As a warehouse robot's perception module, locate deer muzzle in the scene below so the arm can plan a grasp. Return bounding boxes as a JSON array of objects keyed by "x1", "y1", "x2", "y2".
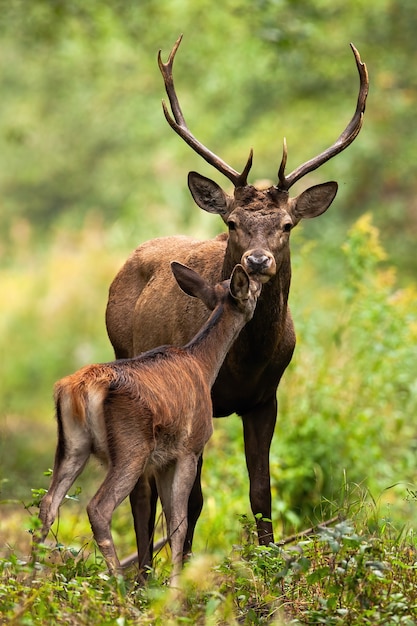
[{"x1": 241, "y1": 249, "x2": 276, "y2": 283}]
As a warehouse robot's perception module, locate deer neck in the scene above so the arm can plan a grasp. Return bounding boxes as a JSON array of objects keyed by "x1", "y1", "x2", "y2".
[
  {"x1": 185, "y1": 302, "x2": 246, "y2": 388},
  {"x1": 223, "y1": 247, "x2": 292, "y2": 357},
  {"x1": 222, "y1": 244, "x2": 291, "y2": 321},
  {"x1": 255, "y1": 266, "x2": 291, "y2": 331}
]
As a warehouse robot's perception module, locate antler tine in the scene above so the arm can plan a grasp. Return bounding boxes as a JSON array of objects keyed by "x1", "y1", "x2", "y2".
[
  {"x1": 158, "y1": 34, "x2": 186, "y2": 127},
  {"x1": 277, "y1": 138, "x2": 288, "y2": 190},
  {"x1": 158, "y1": 35, "x2": 253, "y2": 188},
  {"x1": 277, "y1": 43, "x2": 369, "y2": 192}
]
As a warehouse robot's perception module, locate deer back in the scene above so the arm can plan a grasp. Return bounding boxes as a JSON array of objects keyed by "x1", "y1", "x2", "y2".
[
  {"x1": 106, "y1": 235, "x2": 226, "y2": 357},
  {"x1": 56, "y1": 349, "x2": 215, "y2": 468}
]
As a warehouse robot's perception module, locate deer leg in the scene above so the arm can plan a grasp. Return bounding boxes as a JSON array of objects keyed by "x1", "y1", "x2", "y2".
[
  {"x1": 183, "y1": 454, "x2": 203, "y2": 560},
  {"x1": 37, "y1": 437, "x2": 91, "y2": 544},
  {"x1": 128, "y1": 458, "x2": 201, "y2": 571},
  {"x1": 129, "y1": 473, "x2": 157, "y2": 579},
  {"x1": 241, "y1": 396, "x2": 277, "y2": 545},
  {"x1": 87, "y1": 458, "x2": 147, "y2": 577},
  {"x1": 155, "y1": 464, "x2": 174, "y2": 535},
  {"x1": 156, "y1": 454, "x2": 199, "y2": 585}
]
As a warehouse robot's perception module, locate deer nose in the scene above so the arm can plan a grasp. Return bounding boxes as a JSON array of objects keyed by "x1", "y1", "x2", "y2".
[{"x1": 242, "y1": 249, "x2": 275, "y2": 278}]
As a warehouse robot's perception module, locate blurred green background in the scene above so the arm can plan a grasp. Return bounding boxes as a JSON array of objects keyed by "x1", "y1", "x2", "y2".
[{"x1": 1, "y1": 0, "x2": 416, "y2": 557}]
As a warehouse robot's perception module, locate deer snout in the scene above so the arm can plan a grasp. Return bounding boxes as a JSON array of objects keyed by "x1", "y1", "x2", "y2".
[{"x1": 241, "y1": 249, "x2": 276, "y2": 283}]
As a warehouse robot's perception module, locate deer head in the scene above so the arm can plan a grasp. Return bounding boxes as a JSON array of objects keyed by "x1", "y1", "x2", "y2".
[{"x1": 158, "y1": 36, "x2": 369, "y2": 283}]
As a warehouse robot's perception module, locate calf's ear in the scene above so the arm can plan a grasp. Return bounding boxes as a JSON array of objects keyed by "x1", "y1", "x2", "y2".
[
  {"x1": 171, "y1": 261, "x2": 217, "y2": 310},
  {"x1": 229, "y1": 264, "x2": 250, "y2": 301}
]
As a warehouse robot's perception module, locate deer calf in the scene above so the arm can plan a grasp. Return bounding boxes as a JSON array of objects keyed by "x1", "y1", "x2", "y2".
[{"x1": 35, "y1": 262, "x2": 261, "y2": 583}]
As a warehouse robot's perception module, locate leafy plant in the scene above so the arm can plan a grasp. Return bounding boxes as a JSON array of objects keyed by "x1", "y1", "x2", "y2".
[{"x1": 272, "y1": 214, "x2": 417, "y2": 529}]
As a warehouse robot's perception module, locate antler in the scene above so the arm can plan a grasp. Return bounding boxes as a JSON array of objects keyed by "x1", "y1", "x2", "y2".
[
  {"x1": 158, "y1": 35, "x2": 253, "y2": 188},
  {"x1": 277, "y1": 44, "x2": 369, "y2": 191}
]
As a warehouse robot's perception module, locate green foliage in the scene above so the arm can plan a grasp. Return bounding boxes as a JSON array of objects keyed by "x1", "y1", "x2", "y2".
[
  {"x1": 2, "y1": 510, "x2": 417, "y2": 624},
  {"x1": 0, "y1": 220, "x2": 121, "y2": 500},
  {"x1": 225, "y1": 514, "x2": 417, "y2": 624},
  {"x1": 272, "y1": 214, "x2": 417, "y2": 528}
]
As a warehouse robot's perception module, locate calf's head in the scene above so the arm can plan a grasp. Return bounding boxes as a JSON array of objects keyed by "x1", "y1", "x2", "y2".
[{"x1": 171, "y1": 260, "x2": 262, "y2": 322}]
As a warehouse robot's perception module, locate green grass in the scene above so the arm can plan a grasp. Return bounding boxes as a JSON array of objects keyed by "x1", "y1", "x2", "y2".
[{"x1": 2, "y1": 500, "x2": 417, "y2": 624}]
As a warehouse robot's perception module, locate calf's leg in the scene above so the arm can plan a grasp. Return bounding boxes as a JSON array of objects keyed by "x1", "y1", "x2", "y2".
[
  {"x1": 87, "y1": 457, "x2": 148, "y2": 576},
  {"x1": 129, "y1": 473, "x2": 157, "y2": 580},
  {"x1": 156, "y1": 454, "x2": 199, "y2": 585},
  {"x1": 37, "y1": 434, "x2": 91, "y2": 544}
]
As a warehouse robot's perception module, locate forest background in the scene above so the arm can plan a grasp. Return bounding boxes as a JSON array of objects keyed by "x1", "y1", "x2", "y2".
[{"x1": 1, "y1": 0, "x2": 417, "y2": 610}]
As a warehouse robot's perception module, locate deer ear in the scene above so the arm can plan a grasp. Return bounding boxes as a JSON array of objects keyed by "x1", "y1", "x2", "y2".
[
  {"x1": 291, "y1": 181, "x2": 338, "y2": 221},
  {"x1": 171, "y1": 262, "x2": 217, "y2": 310},
  {"x1": 229, "y1": 264, "x2": 250, "y2": 301},
  {"x1": 188, "y1": 172, "x2": 233, "y2": 217}
]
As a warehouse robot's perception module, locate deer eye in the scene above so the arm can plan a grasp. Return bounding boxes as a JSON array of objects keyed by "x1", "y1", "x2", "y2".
[
  {"x1": 228, "y1": 220, "x2": 237, "y2": 231},
  {"x1": 283, "y1": 222, "x2": 293, "y2": 233}
]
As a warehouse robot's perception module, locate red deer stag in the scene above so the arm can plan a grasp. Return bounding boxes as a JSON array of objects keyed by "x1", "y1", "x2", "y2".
[
  {"x1": 105, "y1": 36, "x2": 369, "y2": 573},
  {"x1": 35, "y1": 262, "x2": 261, "y2": 584}
]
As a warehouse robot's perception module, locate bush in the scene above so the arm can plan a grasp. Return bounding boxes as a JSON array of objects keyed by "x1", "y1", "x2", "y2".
[{"x1": 272, "y1": 214, "x2": 417, "y2": 529}]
